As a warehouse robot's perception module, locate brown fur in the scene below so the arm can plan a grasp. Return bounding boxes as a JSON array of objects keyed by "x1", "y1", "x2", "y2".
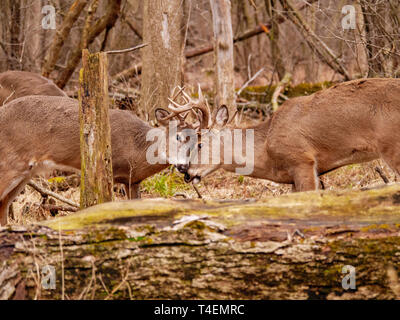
[
  {"x1": 0, "y1": 96, "x2": 168, "y2": 225},
  {"x1": 186, "y1": 78, "x2": 400, "y2": 192},
  {"x1": 0, "y1": 71, "x2": 66, "y2": 106}
]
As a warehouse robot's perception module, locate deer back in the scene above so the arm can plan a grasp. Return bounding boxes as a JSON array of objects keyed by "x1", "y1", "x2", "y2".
[
  {"x1": 0, "y1": 95, "x2": 161, "y2": 183},
  {"x1": 0, "y1": 71, "x2": 67, "y2": 106}
]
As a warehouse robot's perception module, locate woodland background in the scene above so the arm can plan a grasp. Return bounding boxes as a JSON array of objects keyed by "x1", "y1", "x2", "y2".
[{"x1": 1, "y1": 0, "x2": 399, "y2": 117}]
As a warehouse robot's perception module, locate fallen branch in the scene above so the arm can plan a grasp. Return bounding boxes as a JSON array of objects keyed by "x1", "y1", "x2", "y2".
[
  {"x1": 27, "y1": 181, "x2": 79, "y2": 208},
  {"x1": 41, "y1": 204, "x2": 78, "y2": 213},
  {"x1": 2, "y1": 184, "x2": 400, "y2": 299},
  {"x1": 237, "y1": 67, "x2": 265, "y2": 96},
  {"x1": 375, "y1": 166, "x2": 389, "y2": 184}
]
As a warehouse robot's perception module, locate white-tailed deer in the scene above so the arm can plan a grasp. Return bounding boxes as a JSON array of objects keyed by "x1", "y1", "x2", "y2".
[
  {"x1": 0, "y1": 87, "x2": 196, "y2": 225},
  {"x1": 0, "y1": 71, "x2": 67, "y2": 105},
  {"x1": 166, "y1": 78, "x2": 400, "y2": 192}
]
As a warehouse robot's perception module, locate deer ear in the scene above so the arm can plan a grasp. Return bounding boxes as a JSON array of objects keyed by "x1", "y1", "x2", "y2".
[
  {"x1": 215, "y1": 105, "x2": 229, "y2": 126},
  {"x1": 155, "y1": 108, "x2": 170, "y2": 126}
]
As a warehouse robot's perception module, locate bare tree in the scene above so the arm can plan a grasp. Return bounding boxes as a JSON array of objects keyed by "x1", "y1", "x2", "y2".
[
  {"x1": 360, "y1": 0, "x2": 400, "y2": 77},
  {"x1": 265, "y1": 0, "x2": 285, "y2": 80},
  {"x1": 42, "y1": 0, "x2": 88, "y2": 78},
  {"x1": 210, "y1": 0, "x2": 236, "y2": 114},
  {"x1": 56, "y1": 0, "x2": 121, "y2": 89},
  {"x1": 141, "y1": 0, "x2": 190, "y2": 120}
]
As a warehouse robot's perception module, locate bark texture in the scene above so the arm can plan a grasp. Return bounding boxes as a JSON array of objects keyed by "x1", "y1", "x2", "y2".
[
  {"x1": 1, "y1": 184, "x2": 400, "y2": 300},
  {"x1": 210, "y1": 0, "x2": 236, "y2": 114},
  {"x1": 141, "y1": 0, "x2": 187, "y2": 120},
  {"x1": 78, "y1": 50, "x2": 114, "y2": 209}
]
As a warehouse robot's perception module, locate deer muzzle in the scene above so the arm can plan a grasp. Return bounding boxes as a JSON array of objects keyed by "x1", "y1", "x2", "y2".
[{"x1": 184, "y1": 172, "x2": 201, "y2": 184}]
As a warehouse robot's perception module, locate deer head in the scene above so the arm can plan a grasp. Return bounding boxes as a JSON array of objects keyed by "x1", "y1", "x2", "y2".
[
  {"x1": 153, "y1": 85, "x2": 214, "y2": 176},
  {"x1": 177, "y1": 104, "x2": 233, "y2": 184}
]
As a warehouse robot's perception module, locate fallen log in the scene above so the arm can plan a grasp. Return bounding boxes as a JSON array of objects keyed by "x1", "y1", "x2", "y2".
[{"x1": 1, "y1": 184, "x2": 400, "y2": 300}]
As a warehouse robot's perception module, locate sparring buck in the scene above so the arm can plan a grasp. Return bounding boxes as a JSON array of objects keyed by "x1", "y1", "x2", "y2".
[
  {"x1": 0, "y1": 71, "x2": 67, "y2": 105},
  {"x1": 164, "y1": 78, "x2": 400, "y2": 191},
  {"x1": 0, "y1": 87, "x2": 203, "y2": 225}
]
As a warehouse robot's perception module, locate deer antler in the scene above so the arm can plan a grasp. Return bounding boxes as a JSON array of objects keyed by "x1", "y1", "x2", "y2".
[{"x1": 166, "y1": 84, "x2": 211, "y2": 130}]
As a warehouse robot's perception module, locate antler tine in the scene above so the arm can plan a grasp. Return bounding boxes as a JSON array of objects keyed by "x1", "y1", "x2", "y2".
[
  {"x1": 181, "y1": 89, "x2": 193, "y2": 103},
  {"x1": 162, "y1": 84, "x2": 213, "y2": 129},
  {"x1": 194, "y1": 84, "x2": 211, "y2": 129},
  {"x1": 167, "y1": 98, "x2": 192, "y2": 112},
  {"x1": 198, "y1": 83, "x2": 204, "y2": 100},
  {"x1": 171, "y1": 85, "x2": 185, "y2": 100}
]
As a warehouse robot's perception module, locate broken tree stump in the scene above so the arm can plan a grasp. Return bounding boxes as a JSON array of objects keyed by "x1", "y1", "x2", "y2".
[
  {"x1": 78, "y1": 49, "x2": 114, "y2": 209},
  {"x1": 1, "y1": 184, "x2": 400, "y2": 299}
]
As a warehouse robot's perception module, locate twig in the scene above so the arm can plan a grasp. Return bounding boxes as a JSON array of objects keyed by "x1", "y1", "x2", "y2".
[
  {"x1": 249, "y1": 0, "x2": 257, "y2": 10},
  {"x1": 192, "y1": 183, "x2": 203, "y2": 199},
  {"x1": 59, "y1": 227, "x2": 65, "y2": 300},
  {"x1": 375, "y1": 166, "x2": 389, "y2": 184},
  {"x1": 237, "y1": 68, "x2": 265, "y2": 97},
  {"x1": 271, "y1": 72, "x2": 292, "y2": 111},
  {"x1": 105, "y1": 43, "x2": 148, "y2": 55},
  {"x1": 27, "y1": 181, "x2": 79, "y2": 208},
  {"x1": 105, "y1": 262, "x2": 131, "y2": 300}
]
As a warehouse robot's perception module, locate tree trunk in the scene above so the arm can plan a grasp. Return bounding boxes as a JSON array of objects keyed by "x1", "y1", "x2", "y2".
[
  {"x1": 141, "y1": 0, "x2": 188, "y2": 121},
  {"x1": 1, "y1": 184, "x2": 400, "y2": 299},
  {"x1": 78, "y1": 50, "x2": 114, "y2": 209},
  {"x1": 210, "y1": 0, "x2": 236, "y2": 114},
  {"x1": 265, "y1": 0, "x2": 285, "y2": 80},
  {"x1": 9, "y1": 0, "x2": 22, "y2": 70}
]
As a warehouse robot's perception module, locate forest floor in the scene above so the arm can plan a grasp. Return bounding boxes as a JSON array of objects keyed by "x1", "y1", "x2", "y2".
[{"x1": 9, "y1": 158, "x2": 396, "y2": 226}]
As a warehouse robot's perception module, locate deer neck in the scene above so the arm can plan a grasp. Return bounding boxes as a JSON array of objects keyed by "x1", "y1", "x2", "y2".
[{"x1": 219, "y1": 122, "x2": 276, "y2": 180}]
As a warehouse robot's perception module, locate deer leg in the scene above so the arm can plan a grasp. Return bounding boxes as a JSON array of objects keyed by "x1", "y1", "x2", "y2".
[
  {"x1": 0, "y1": 176, "x2": 31, "y2": 225},
  {"x1": 379, "y1": 146, "x2": 400, "y2": 179},
  {"x1": 291, "y1": 162, "x2": 319, "y2": 192}
]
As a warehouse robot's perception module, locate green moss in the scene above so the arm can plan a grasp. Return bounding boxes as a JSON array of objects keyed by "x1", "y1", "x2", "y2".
[
  {"x1": 142, "y1": 167, "x2": 190, "y2": 197},
  {"x1": 238, "y1": 81, "x2": 334, "y2": 105},
  {"x1": 127, "y1": 236, "x2": 147, "y2": 242},
  {"x1": 48, "y1": 176, "x2": 67, "y2": 184},
  {"x1": 360, "y1": 224, "x2": 391, "y2": 233}
]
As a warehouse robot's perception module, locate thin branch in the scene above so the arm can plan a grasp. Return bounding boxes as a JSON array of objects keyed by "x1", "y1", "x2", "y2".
[
  {"x1": 105, "y1": 43, "x2": 148, "y2": 55},
  {"x1": 27, "y1": 181, "x2": 79, "y2": 208},
  {"x1": 192, "y1": 183, "x2": 203, "y2": 199},
  {"x1": 237, "y1": 67, "x2": 264, "y2": 96}
]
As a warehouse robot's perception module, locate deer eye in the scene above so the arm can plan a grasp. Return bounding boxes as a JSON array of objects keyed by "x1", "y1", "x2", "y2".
[
  {"x1": 198, "y1": 143, "x2": 203, "y2": 149},
  {"x1": 176, "y1": 134, "x2": 180, "y2": 141}
]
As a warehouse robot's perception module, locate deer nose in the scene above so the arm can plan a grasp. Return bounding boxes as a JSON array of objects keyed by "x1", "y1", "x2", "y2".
[{"x1": 176, "y1": 164, "x2": 189, "y2": 173}]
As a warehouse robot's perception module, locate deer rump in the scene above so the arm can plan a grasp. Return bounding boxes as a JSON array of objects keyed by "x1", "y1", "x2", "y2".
[
  {"x1": 0, "y1": 95, "x2": 165, "y2": 224},
  {"x1": 266, "y1": 78, "x2": 400, "y2": 180}
]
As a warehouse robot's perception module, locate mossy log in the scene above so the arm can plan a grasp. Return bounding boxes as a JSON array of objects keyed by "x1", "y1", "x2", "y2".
[{"x1": 1, "y1": 184, "x2": 400, "y2": 300}]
